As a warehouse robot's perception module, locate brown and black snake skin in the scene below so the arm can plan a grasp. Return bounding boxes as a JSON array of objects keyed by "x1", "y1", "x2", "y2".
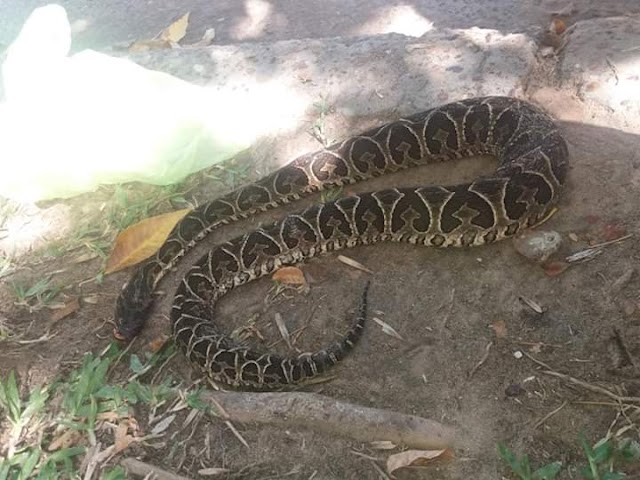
[{"x1": 114, "y1": 96, "x2": 569, "y2": 389}]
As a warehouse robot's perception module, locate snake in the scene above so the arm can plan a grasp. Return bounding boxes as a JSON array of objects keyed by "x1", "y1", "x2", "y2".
[{"x1": 114, "y1": 96, "x2": 569, "y2": 389}]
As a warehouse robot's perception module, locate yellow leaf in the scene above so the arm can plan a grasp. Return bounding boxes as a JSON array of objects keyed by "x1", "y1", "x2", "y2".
[
  {"x1": 105, "y1": 209, "x2": 190, "y2": 274},
  {"x1": 128, "y1": 38, "x2": 170, "y2": 52},
  {"x1": 161, "y1": 12, "x2": 190, "y2": 43},
  {"x1": 272, "y1": 266, "x2": 306, "y2": 285},
  {"x1": 387, "y1": 449, "x2": 453, "y2": 474}
]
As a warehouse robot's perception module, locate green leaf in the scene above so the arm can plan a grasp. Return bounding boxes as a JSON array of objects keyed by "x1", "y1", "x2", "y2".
[
  {"x1": 129, "y1": 354, "x2": 145, "y2": 374},
  {"x1": 102, "y1": 465, "x2": 127, "y2": 480},
  {"x1": 601, "y1": 473, "x2": 626, "y2": 480},
  {"x1": 18, "y1": 448, "x2": 41, "y2": 479},
  {"x1": 592, "y1": 440, "x2": 615, "y2": 464},
  {"x1": 532, "y1": 461, "x2": 562, "y2": 480}
]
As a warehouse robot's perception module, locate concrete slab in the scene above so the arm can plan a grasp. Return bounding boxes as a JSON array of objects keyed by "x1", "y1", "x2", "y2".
[
  {"x1": 556, "y1": 16, "x2": 640, "y2": 134},
  {"x1": 129, "y1": 29, "x2": 536, "y2": 174}
]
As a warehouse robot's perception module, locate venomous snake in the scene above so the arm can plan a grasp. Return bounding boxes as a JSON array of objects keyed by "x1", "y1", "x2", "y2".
[{"x1": 114, "y1": 96, "x2": 569, "y2": 389}]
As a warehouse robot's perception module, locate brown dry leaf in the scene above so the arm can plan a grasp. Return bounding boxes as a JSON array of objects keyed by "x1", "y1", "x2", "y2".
[
  {"x1": 490, "y1": 319, "x2": 507, "y2": 338},
  {"x1": 49, "y1": 297, "x2": 80, "y2": 323},
  {"x1": 105, "y1": 209, "x2": 190, "y2": 274},
  {"x1": 602, "y1": 224, "x2": 627, "y2": 242},
  {"x1": 550, "y1": 18, "x2": 567, "y2": 35},
  {"x1": 48, "y1": 428, "x2": 83, "y2": 451},
  {"x1": 114, "y1": 420, "x2": 136, "y2": 454},
  {"x1": 161, "y1": 12, "x2": 190, "y2": 43},
  {"x1": 272, "y1": 266, "x2": 306, "y2": 285},
  {"x1": 387, "y1": 449, "x2": 453, "y2": 474},
  {"x1": 148, "y1": 334, "x2": 170, "y2": 353},
  {"x1": 128, "y1": 39, "x2": 170, "y2": 52},
  {"x1": 543, "y1": 261, "x2": 570, "y2": 277}
]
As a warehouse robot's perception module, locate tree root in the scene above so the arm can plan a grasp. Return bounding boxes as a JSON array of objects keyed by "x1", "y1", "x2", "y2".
[{"x1": 202, "y1": 391, "x2": 455, "y2": 449}]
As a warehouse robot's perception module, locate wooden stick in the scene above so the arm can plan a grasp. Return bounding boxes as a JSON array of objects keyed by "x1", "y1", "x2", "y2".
[
  {"x1": 120, "y1": 458, "x2": 193, "y2": 480},
  {"x1": 202, "y1": 391, "x2": 455, "y2": 450}
]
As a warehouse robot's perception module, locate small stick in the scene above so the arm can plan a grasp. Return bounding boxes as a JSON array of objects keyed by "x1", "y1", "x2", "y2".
[
  {"x1": 201, "y1": 391, "x2": 455, "y2": 450},
  {"x1": 541, "y1": 370, "x2": 640, "y2": 404},
  {"x1": 120, "y1": 458, "x2": 193, "y2": 480},
  {"x1": 468, "y1": 342, "x2": 493, "y2": 378},
  {"x1": 533, "y1": 401, "x2": 567, "y2": 429}
]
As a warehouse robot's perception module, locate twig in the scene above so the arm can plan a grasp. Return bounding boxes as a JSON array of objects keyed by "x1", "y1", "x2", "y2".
[
  {"x1": 533, "y1": 401, "x2": 567, "y2": 429},
  {"x1": 468, "y1": 342, "x2": 493, "y2": 378},
  {"x1": 201, "y1": 391, "x2": 455, "y2": 449},
  {"x1": 541, "y1": 370, "x2": 640, "y2": 404},
  {"x1": 205, "y1": 395, "x2": 250, "y2": 448},
  {"x1": 120, "y1": 458, "x2": 194, "y2": 480}
]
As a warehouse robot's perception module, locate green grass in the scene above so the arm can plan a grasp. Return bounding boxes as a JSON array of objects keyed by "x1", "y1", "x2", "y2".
[
  {"x1": 499, "y1": 435, "x2": 640, "y2": 480},
  {"x1": 0, "y1": 341, "x2": 206, "y2": 479},
  {"x1": 310, "y1": 95, "x2": 332, "y2": 147},
  {"x1": 10, "y1": 277, "x2": 61, "y2": 311}
]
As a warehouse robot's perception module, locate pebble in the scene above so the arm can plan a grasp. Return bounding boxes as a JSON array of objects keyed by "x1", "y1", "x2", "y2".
[{"x1": 514, "y1": 230, "x2": 562, "y2": 263}]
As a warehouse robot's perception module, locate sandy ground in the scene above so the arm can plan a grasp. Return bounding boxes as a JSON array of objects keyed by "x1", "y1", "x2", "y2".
[{"x1": 1, "y1": 2, "x2": 640, "y2": 479}]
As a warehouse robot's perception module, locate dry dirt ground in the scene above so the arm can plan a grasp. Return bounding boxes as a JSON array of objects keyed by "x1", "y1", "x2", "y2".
[
  {"x1": 2, "y1": 3, "x2": 640, "y2": 480},
  {"x1": 1, "y1": 114, "x2": 640, "y2": 479}
]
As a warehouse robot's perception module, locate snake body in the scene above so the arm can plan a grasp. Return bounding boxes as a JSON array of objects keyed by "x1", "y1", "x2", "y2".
[{"x1": 115, "y1": 96, "x2": 569, "y2": 389}]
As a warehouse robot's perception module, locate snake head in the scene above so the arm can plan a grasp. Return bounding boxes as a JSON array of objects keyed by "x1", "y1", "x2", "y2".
[{"x1": 113, "y1": 281, "x2": 153, "y2": 342}]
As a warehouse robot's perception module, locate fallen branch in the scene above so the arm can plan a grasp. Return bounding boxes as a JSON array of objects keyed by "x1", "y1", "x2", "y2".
[
  {"x1": 120, "y1": 458, "x2": 193, "y2": 480},
  {"x1": 201, "y1": 391, "x2": 455, "y2": 450}
]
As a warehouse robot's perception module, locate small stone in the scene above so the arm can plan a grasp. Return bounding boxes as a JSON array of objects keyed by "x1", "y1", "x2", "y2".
[
  {"x1": 514, "y1": 230, "x2": 562, "y2": 263},
  {"x1": 568, "y1": 233, "x2": 579, "y2": 242},
  {"x1": 505, "y1": 383, "x2": 525, "y2": 397},
  {"x1": 513, "y1": 350, "x2": 523, "y2": 359},
  {"x1": 622, "y1": 299, "x2": 636, "y2": 317}
]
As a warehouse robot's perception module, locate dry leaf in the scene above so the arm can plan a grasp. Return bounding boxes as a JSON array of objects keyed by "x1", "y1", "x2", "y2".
[
  {"x1": 272, "y1": 266, "x2": 306, "y2": 285},
  {"x1": 148, "y1": 334, "x2": 170, "y2": 353},
  {"x1": 105, "y1": 209, "x2": 190, "y2": 274},
  {"x1": 373, "y1": 317, "x2": 404, "y2": 341},
  {"x1": 274, "y1": 312, "x2": 292, "y2": 349},
  {"x1": 189, "y1": 28, "x2": 216, "y2": 47},
  {"x1": 550, "y1": 18, "x2": 567, "y2": 35},
  {"x1": 128, "y1": 39, "x2": 170, "y2": 52},
  {"x1": 337, "y1": 255, "x2": 373, "y2": 274},
  {"x1": 602, "y1": 224, "x2": 627, "y2": 242},
  {"x1": 543, "y1": 261, "x2": 570, "y2": 276},
  {"x1": 151, "y1": 414, "x2": 176, "y2": 435},
  {"x1": 82, "y1": 294, "x2": 99, "y2": 304},
  {"x1": 48, "y1": 428, "x2": 82, "y2": 451},
  {"x1": 72, "y1": 252, "x2": 99, "y2": 264},
  {"x1": 370, "y1": 440, "x2": 397, "y2": 450},
  {"x1": 490, "y1": 319, "x2": 507, "y2": 338},
  {"x1": 387, "y1": 449, "x2": 453, "y2": 474},
  {"x1": 529, "y1": 342, "x2": 543, "y2": 354},
  {"x1": 198, "y1": 468, "x2": 231, "y2": 476},
  {"x1": 161, "y1": 12, "x2": 190, "y2": 43},
  {"x1": 519, "y1": 296, "x2": 543, "y2": 314},
  {"x1": 49, "y1": 297, "x2": 80, "y2": 323}
]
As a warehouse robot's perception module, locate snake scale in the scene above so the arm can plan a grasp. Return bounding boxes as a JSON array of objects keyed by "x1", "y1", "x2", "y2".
[{"x1": 114, "y1": 96, "x2": 569, "y2": 389}]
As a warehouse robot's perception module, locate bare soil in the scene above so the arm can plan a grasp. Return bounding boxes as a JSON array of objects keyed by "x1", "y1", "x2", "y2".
[{"x1": 1, "y1": 109, "x2": 640, "y2": 479}]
